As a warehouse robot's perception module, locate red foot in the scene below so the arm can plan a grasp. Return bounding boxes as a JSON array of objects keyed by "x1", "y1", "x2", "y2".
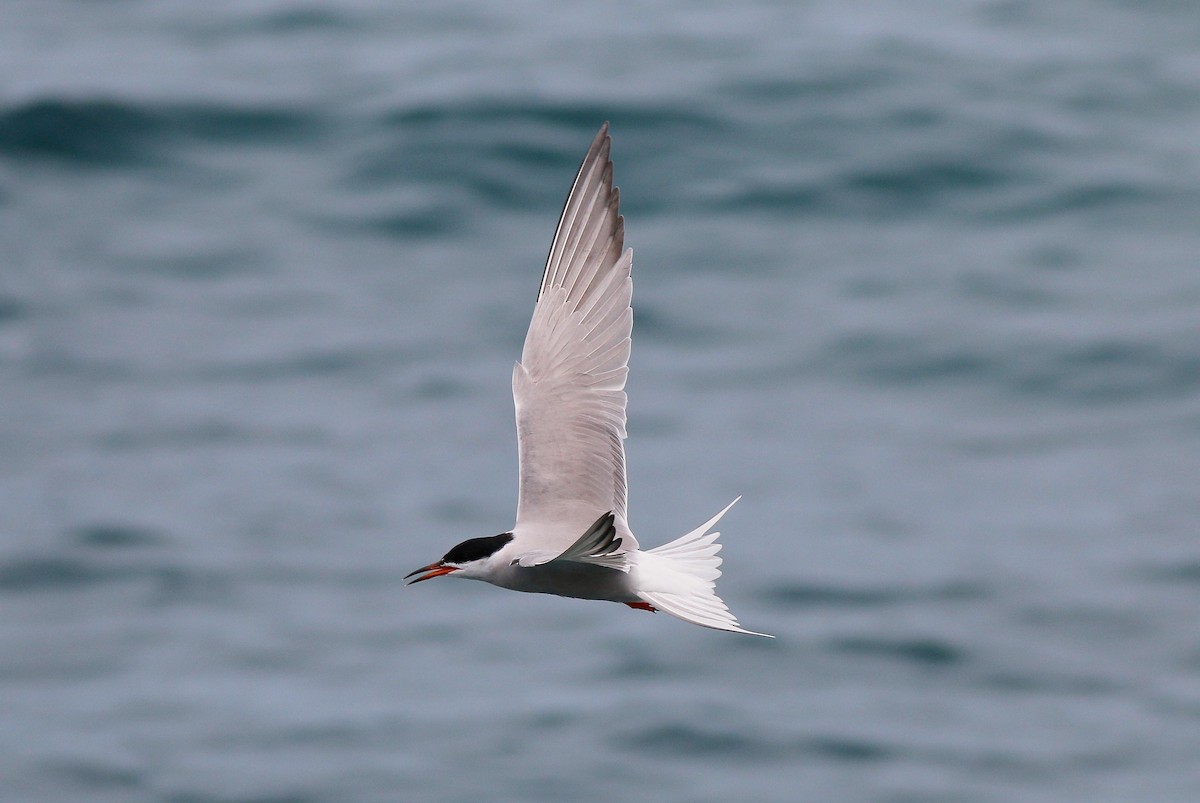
[{"x1": 625, "y1": 601, "x2": 657, "y2": 613}]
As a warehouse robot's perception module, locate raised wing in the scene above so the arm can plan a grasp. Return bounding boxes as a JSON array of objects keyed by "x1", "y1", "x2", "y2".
[{"x1": 512, "y1": 123, "x2": 637, "y2": 550}]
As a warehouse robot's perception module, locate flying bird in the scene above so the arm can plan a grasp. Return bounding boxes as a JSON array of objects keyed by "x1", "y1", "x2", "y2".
[{"x1": 407, "y1": 123, "x2": 772, "y2": 637}]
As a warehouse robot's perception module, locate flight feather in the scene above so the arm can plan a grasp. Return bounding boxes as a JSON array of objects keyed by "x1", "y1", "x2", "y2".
[{"x1": 513, "y1": 123, "x2": 635, "y2": 550}]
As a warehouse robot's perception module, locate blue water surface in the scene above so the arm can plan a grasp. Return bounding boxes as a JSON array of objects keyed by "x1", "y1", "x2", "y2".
[{"x1": 3, "y1": 2, "x2": 1199, "y2": 801}]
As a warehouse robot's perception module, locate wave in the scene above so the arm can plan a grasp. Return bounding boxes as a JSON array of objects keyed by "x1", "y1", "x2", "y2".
[
  {"x1": 344, "y1": 98, "x2": 721, "y2": 213},
  {"x1": 0, "y1": 523, "x2": 233, "y2": 606},
  {"x1": 619, "y1": 721, "x2": 898, "y2": 764},
  {"x1": 821, "y1": 332, "x2": 1200, "y2": 404},
  {"x1": 0, "y1": 96, "x2": 322, "y2": 166},
  {"x1": 5, "y1": 91, "x2": 1180, "y2": 230},
  {"x1": 761, "y1": 581, "x2": 987, "y2": 609},
  {"x1": 341, "y1": 93, "x2": 1138, "y2": 228},
  {"x1": 828, "y1": 635, "x2": 967, "y2": 668}
]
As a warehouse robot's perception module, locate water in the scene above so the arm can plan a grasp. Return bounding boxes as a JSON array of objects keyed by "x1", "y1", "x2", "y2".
[{"x1": 3, "y1": 2, "x2": 1200, "y2": 801}]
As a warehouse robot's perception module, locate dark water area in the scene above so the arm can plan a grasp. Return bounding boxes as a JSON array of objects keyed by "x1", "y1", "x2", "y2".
[{"x1": 3, "y1": 2, "x2": 1199, "y2": 801}]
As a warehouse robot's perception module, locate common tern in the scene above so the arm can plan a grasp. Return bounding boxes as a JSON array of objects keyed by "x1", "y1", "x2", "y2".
[{"x1": 407, "y1": 123, "x2": 772, "y2": 637}]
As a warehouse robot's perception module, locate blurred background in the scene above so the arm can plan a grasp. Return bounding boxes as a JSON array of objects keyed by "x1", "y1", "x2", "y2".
[{"x1": 3, "y1": 1, "x2": 1199, "y2": 801}]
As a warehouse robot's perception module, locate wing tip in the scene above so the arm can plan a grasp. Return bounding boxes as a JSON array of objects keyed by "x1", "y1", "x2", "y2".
[
  {"x1": 586, "y1": 123, "x2": 613, "y2": 178},
  {"x1": 538, "y1": 123, "x2": 618, "y2": 300}
]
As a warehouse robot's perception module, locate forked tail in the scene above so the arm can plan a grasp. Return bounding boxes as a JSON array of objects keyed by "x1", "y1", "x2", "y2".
[{"x1": 631, "y1": 498, "x2": 774, "y2": 638}]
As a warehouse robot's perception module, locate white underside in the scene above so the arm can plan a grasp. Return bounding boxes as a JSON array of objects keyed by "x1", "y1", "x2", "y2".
[{"x1": 484, "y1": 498, "x2": 773, "y2": 638}]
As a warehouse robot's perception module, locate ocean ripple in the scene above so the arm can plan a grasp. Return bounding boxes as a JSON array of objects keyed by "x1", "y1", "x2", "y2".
[{"x1": 0, "y1": 97, "x2": 322, "y2": 166}]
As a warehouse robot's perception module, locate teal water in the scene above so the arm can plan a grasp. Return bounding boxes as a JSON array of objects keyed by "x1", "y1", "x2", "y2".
[{"x1": 3, "y1": 2, "x2": 1200, "y2": 801}]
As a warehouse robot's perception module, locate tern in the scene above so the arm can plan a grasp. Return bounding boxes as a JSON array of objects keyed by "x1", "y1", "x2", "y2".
[{"x1": 406, "y1": 123, "x2": 772, "y2": 637}]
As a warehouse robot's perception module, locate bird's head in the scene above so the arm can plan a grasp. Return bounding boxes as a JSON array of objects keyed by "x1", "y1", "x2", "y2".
[{"x1": 405, "y1": 532, "x2": 514, "y2": 584}]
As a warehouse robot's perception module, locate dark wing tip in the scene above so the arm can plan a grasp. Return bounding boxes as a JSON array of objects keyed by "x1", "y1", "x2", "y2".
[
  {"x1": 578, "y1": 125, "x2": 613, "y2": 189},
  {"x1": 538, "y1": 124, "x2": 618, "y2": 299}
]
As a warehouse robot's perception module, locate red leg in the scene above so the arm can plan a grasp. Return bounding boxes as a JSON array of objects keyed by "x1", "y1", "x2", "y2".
[{"x1": 625, "y1": 601, "x2": 657, "y2": 613}]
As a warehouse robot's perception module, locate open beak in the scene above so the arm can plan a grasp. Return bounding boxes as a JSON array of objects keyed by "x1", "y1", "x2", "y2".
[{"x1": 405, "y1": 561, "x2": 459, "y2": 585}]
